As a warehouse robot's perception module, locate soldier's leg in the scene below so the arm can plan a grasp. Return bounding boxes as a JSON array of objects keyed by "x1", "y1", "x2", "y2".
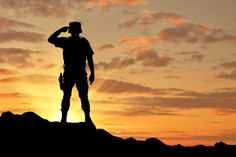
[
  {"x1": 60, "y1": 75, "x2": 74, "y2": 123},
  {"x1": 61, "y1": 91, "x2": 71, "y2": 123},
  {"x1": 76, "y1": 76, "x2": 91, "y2": 122}
]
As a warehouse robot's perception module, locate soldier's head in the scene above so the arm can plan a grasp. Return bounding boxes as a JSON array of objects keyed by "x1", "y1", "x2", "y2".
[{"x1": 68, "y1": 21, "x2": 82, "y2": 36}]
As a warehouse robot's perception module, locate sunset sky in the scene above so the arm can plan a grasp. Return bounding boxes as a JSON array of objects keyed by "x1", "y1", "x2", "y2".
[{"x1": 0, "y1": 0, "x2": 236, "y2": 146}]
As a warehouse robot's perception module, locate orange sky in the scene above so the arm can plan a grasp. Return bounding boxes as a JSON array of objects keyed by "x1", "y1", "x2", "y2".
[{"x1": 0, "y1": 0, "x2": 236, "y2": 146}]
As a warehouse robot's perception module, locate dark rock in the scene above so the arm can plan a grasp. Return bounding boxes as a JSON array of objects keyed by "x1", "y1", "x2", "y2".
[{"x1": 0, "y1": 111, "x2": 235, "y2": 157}]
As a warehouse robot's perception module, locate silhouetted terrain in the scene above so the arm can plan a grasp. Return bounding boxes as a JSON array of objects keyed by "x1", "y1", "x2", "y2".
[{"x1": 0, "y1": 111, "x2": 235, "y2": 156}]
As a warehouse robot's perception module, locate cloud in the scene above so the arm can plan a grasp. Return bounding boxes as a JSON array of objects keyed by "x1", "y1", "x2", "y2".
[
  {"x1": 93, "y1": 78, "x2": 236, "y2": 111},
  {"x1": 158, "y1": 23, "x2": 209, "y2": 43},
  {"x1": 214, "y1": 109, "x2": 236, "y2": 116},
  {"x1": 0, "y1": 0, "x2": 148, "y2": 16},
  {"x1": 0, "y1": 30, "x2": 45, "y2": 43},
  {"x1": 191, "y1": 54, "x2": 205, "y2": 62},
  {"x1": 119, "y1": 37, "x2": 157, "y2": 46},
  {"x1": 176, "y1": 51, "x2": 200, "y2": 55},
  {"x1": 217, "y1": 70, "x2": 236, "y2": 80},
  {"x1": 97, "y1": 44, "x2": 115, "y2": 51},
  {"x1": 95, "y1": 57, "x2": 135, "y2": 70},
  {"x1": 128, "y1": 47, "x2": 172, "y2": 67},
  {"x1": 80, "y1": 0, "x2": 148, "y2": 9},
  {"x1": 165, "y1": 75, "x2": 181, "y2": 79},
  {"x1": 0, "y1": 68, "x2": 19, "y2": 75},
  {"x1": 0, "y1": 48, "x2": 41, "y2": 68},
  {"x1": 121, "y1": 106, "x2": 182, "y2": 116},
  {"x1": 216, "y1": 61, "x2": 236, "y2": 80},
  {"x1": 129, "y1": 68, "x2": 154, "y2": 74},
  {"x1": 119, "y1": 11, "x2": 185, "y2": 27},
  {"x1": 119, "y1": 16, "x2": 139, "y2": 28},
  {"x1": 0, "y1": 16, "x2": 35, "y2": 28},
  {"x1": 0, "y1": 74, "x2": 56, "y2": 84},
  {"x1": 119, "y1": 10, "x2": 185, "y2": 34},
  {"x1": 31, "y1": 5, "x2": 69, "y2": 17},
  {"x1": 189, "y1": 132, "x2": 236, "y2": 141},
  {"x1": 119, "y1": 88, "x2": 236, "y2": 111},
  {"x1": 161, "y1": 131, "x2": 236, "y2": 142},
  {"x1": 116, "y1": 0, "x2": 148, "y2": 5},
  {"x1": 158, "y1": 23, "x2": 236, "y2": 45},
  {"x1": 0, "y1": 92, "x2": 30, "y2": 98},
  {"x1": 142, "y1": 10, "x2": 185, "y2": 25},
  {"x1": 0, "y1": 0, "x2": 69, "y2": 17},
  {"x1": 218, "y1": 61, "x2": 236, "y2": 69},
  {"x1": 92, "y1": 78, "x2": 183, "y2": 95},
  {"x1": 41, "y1": 63, "x2": 57, "y2": 69},
  {"x1": 96, "y1": 46, "x2": 172, "y2": 70},
  {"x1": 97, "y1": 105, "x2": 182, "y2": 116},
  {"x1": 94, "y1": 86, "x2": 236, "y2": 117},
  {"x1": 97, "y1": 93, "x2": 236, "y2": 111},
  {"x1": 176, "y1": 51, "x2": 205, "y2": 63}
]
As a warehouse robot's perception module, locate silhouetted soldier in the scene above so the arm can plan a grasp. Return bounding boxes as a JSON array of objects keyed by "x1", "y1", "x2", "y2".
[{"x1": 48, "y1": 22, "x2": 95, "y2": 125}]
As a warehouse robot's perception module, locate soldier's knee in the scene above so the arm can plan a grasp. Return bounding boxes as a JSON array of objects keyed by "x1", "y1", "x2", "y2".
[
  {"x1": 81, "y1": 98, "x2": 90, "y2": 111},
  {"x1": 63, "y1": 92, "x2": 71, "y2": 99},
  {"x1": 82, "y1": 104, "x2": 90, "y2": 113},
  {"x1": 61, "y1": 97, "x2": 70, "y2": 111},
  {"x1": 78, "y1": 91, "x2": 87, "y2": 98},
  {"x1": 81, "y1": 96, "x2": 89, "y2": 104}
]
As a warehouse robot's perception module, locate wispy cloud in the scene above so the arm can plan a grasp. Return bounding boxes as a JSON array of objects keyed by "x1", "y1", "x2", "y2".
[
  {"x1": 0, "y1": 48, "x2": 41, "y2": 68},
  {"x1": 176, "y1": 51, "x2": 205, "y2": 63},
  {"x1": 96, "y1": 106, "x2": 182, "y2": 116},
  {"x1": 190, "y1": 132, "x2": 236, "y2": 141},
  {"x1": 118, "y1": 88, "x2": 236, "y2": 111},
  {"x1": 0, "y1": 92, "x2": 30, "y2": 98},
  {"x1": 113, "y1": 37, "x2": 171, "y2": 68},
  {"x1": 161, "y1": 131, "x2": 236, "y2": 142},
  {"x1": 97, "y1": 44, "x2": 115, "y2": 51},
  {"x1": 80, "y1": 0, "x2": 148, "y2": 9},
  {"x1": 96, "y1": 46, "x2": 172, "y2": 70},
  {"x1": 40, "y1": 63, "x2": 57, "y2": 69},
  {"x1": 165, "y1": 75, "x2": 181, "y2": 79},
  {"x1": 218, "y1": 61, "x2": 236, "y2": 69},
  {"x1": 0, "y1": 74, "x2": 56, "y2": 84},
  {"x1": 214, "y1": 108, "x2": 236, "y2": 116},
  {"x1": 216, "y1": 61, "x2": 236, "y2": 80},
  {"x1": 92, "y1": 78, "x2": 183, "y2": 95},
  {"x1": 122, "y1": 106, "x2": 182, "y2": 116},
  {"x1": 0, "y1": 0, "x2": 69, "y2": 17},
  {"x1": 119, "y1": 37, "x2": 157, "y2": 46},
  {"x1": 0, "y1": 68, "x2": 19, "y2": 75},
  {"x1": 217, "y1": 70, "x2": 236, "y2": 80},
  {"x1": 0, "y1": 30, "x2": 45, "y2": 43},
  {"x1": 92, "y1": 78, "x2": 236, "y2": 111},
  {"x1": 32, "y1": 5, "x2": 69, "y2": 17},
  {"x1": 0, "y1": 0, "x2": 148, "y2": 17},
  {"x1": 0, "y1": 16, "x2": 35, "y2": 28},
  {"x1": 119, "y1": 16, "x2": 139, "y2": 28},
  {"x1": 119, "y1": 10, "x2": 186, "y2": 34},
  {"x1": 158, "y1": 23, "x2": 236, "y2": 45},
  {"x1": 95, "y1": 57, "x2": 135, "y2": 70},
  {"x1": 142, "y1": 10, "x2": 185, "y2": 25},
  {"x1": 128, "y1": 46, "x2": 172, "y2": 67}
]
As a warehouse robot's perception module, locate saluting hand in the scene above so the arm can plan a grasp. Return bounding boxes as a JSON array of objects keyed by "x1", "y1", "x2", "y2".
[{"x1": 60, "y1": 26, "x2": 69, "y2": 32}]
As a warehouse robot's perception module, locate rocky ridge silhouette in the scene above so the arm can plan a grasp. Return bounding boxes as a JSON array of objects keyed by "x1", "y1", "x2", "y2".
[{"x1": 0, "y1": 111, "x2": 235, "y2": 156}]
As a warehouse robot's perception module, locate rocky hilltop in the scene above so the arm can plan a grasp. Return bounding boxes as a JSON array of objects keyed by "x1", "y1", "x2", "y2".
[{"x1": 0, "y1": 111, "x2": 235, "y2": 156}]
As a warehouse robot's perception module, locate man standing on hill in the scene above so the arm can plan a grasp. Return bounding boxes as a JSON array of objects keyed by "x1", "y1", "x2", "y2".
[{"x1": 48, "y1": 21, "x2": 95, "y2": 126}]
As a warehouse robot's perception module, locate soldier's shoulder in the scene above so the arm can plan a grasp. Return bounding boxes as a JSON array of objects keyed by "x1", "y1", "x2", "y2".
[{"x1": 80, "y1": 36, "x2": 89, "y2": 41}]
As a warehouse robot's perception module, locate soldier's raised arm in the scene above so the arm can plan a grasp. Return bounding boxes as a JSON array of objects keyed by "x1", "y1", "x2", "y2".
[{"x1": 48, "y1": 26, "x2": 69, "y2": 44}]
